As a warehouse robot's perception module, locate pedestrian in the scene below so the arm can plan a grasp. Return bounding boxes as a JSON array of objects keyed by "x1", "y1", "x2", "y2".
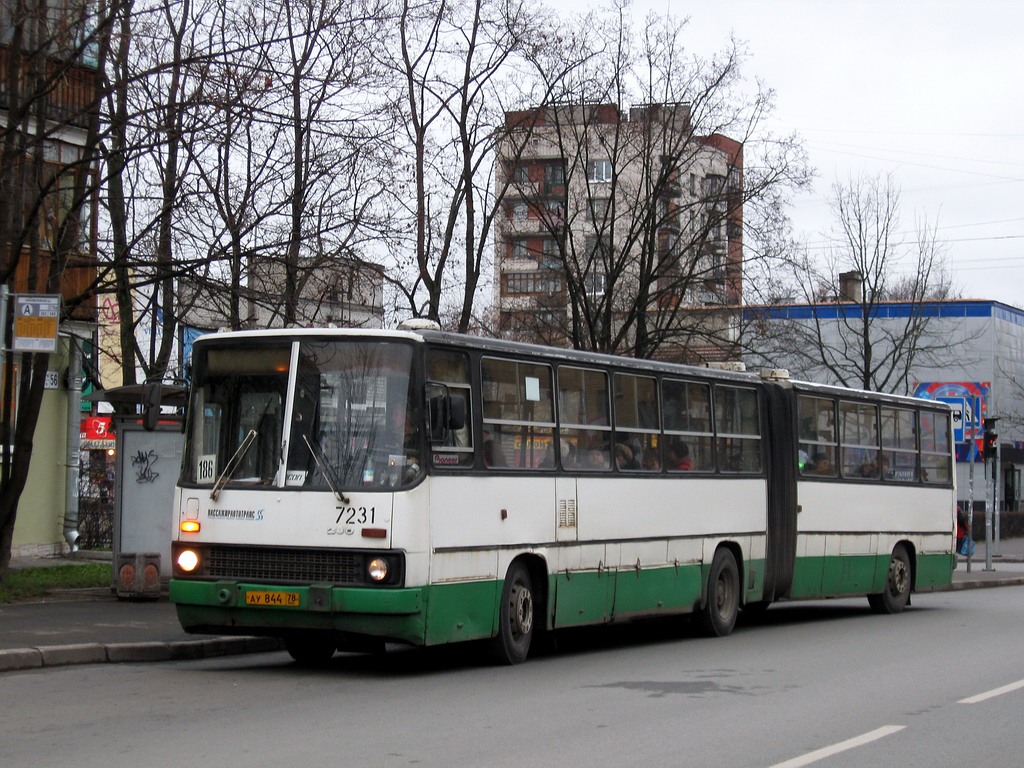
[{"x1": 956, "y1": 505, "x2": 969, "y2": 555}]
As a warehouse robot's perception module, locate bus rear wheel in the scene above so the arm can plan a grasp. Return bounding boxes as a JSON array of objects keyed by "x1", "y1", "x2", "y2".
[
  {"x1": 490, "y1": 562, "x2": 534, "y2": 665},
  {"x1": 285, "y1": 632, "x2": 337, "y2": 666},
  {"x1": 697, "y1": 548, "x2": 740, "y2": 637},
  {"x1": 869, "y1": 544, "x2": 912, "y2": 614}
]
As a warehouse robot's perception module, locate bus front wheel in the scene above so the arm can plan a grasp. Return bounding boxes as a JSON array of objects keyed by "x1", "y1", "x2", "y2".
[
  {"x1": 490, "y1": 562, "x2": 534, "y2": 665},
  {"x1": 868, "y1": 544, "x2": 912, "y2": 614},
  {"x1": 697, "y1": 548, "x2": 740, "y2": 637}
]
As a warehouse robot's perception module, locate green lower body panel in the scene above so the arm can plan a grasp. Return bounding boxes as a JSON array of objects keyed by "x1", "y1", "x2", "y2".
[
  {"x1": 422, "y1": 580, "x2": 500, "y2": 645},
  {"x1": 788, "y1": 552, "x2": 954, "y2": 599},
  {"x1": 550, "y1": 560, "x2": 759, "y2": 628},
  {"x1": 915, "y1": 552, "x2": 956, "y2": 590}
]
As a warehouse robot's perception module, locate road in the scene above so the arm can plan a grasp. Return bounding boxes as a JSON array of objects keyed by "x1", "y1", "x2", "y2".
[{"x1": 3, "y1": 586, "x2": 1024, "y2": 768}]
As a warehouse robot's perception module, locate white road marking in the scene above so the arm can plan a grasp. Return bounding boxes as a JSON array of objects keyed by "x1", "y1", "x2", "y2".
[
  {"x1": 768, "y1": 725, "x2": 906, "y2": 768},
  {"x1": 959, "y1": 678, "x2": 1024, "y2": 705}
]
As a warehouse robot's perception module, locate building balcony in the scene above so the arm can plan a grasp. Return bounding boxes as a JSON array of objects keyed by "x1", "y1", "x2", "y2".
[{"x1": 0, "y1": 46, "x2": 99, "y2": 130}]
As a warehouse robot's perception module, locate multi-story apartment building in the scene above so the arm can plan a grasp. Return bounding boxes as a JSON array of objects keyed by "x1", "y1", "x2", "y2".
[{"x1": 494, "y1": 102, "x2": 743, "y2": 362}]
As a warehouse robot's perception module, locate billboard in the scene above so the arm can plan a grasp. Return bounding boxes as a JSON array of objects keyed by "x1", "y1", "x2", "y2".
[{"x1": 913, "y1": 381, "x2": 990, "y2": 461}]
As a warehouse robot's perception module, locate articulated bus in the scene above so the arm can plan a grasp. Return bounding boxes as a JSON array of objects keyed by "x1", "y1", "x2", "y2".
[{"x1": 169, "y1": 326, "x2": 956, "y2": 664}]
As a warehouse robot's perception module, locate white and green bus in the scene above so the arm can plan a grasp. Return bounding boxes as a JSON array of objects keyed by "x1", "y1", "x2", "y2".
[{"x1": 169, "y1": 326, "x2": 956, "y2": 664}]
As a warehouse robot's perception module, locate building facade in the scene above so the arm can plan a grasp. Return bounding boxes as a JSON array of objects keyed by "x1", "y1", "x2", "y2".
[
  {"x1": 1, "y1": 1, "x2": 101, "y2": 555},
  {"x1": 493, "y1": 103, "x2": 743, "y2": 362},
  {"x1": 178, "y1": 257, "x2": 386, "y2": 335}
]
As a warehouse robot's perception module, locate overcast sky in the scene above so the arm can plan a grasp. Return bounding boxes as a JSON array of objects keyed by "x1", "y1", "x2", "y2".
[{"x1": 617, "y1": 0, "x2": 1024, "y2": 307}]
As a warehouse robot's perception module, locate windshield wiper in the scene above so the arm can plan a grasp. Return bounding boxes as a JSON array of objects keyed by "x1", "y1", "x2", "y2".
[
  {"x1": 210, "y1": 428, "x2": 258, "y2": 501},
  {"x1": 303, "y1": 434, "x2": 351, "y2": 504}
]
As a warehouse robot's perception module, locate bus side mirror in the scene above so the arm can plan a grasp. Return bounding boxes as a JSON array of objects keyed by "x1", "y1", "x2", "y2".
[
  {"x1": 427, "y1": 383, "x2": 468, "y2": 444},
  {"x1": 428, "y1": 391, "x2": 450, "y2": 443},
  {"x1": 143, "y1": 382, "x2": 162, "y2": 431},
  {"x1": 448, "y1": 394, "x2": 466, "y2": 431}
]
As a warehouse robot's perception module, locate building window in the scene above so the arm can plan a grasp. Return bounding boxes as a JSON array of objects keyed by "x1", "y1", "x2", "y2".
[
  {"x1": 513, "y1": 164, "x2": 530, "y2": 184},
  {"x1": 703, "y1": 174, "x2": 725, "y2": 198},
  {"x1": 588, "y1": 197, "x2": 610, "y2": 223},
  {"x1": 585, "y1": 234, "x2": 611, "y2": 261},
  {"x1": 506, "y1": 272, "x2": 564, "y2": 294},
  {"x1": 587, "y1": 159, "x2": 613, "y2": 183},
  {"x1": 583, "y1": 271, "x2": 606, "y2": 297},
  {"x1": 545, "y1": 162, "x2": 565, "y2": 186},
  {"x1": 512, "y1": 203, "x2": 528, "y2": 221},
  {"x1": 541, "y1": 238, "x2": 561, "y2": 269}
]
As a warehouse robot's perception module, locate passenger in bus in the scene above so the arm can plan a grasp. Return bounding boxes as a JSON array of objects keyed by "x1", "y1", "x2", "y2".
[
  {"x1": 538, "y1": 444, "x2": 557, "y2": 469},
  {"x1": 809, "y1": 452, "x2": 833, "y2": 475},
  {"x1": 642, "y1": 452, "x2": 661, "y2": 471},
  {"x1": 880, "y1": 454, "x2": 892, "y2": 479},
  {"x1": 560, "y1": 440, "x2": 578, "y2": 468},
  {"x1": 582, "y1": 447, "x2": 609, "y2": 469},
  {"x1": 615, "y1": 443, "x2": 637, "y2": 470},
  {"x1": 483, "y1": 437, "x2": 508, "y2": 468},
  {"x1": 666, "y1": 440, "x2": 692, "y2": 471},
  {"x1": 859, "y1": 458, "x2": 880, "y2": 478}
]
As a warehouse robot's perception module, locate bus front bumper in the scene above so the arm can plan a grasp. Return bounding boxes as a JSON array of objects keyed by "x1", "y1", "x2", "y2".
[{"x1": 169, "y1": 579, "x2": 426, "y2": 645}]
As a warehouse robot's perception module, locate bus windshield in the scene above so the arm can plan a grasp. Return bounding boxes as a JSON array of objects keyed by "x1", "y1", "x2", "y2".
[{"x1": 183, "y1": 339, "x2": 421, "y2": 491}]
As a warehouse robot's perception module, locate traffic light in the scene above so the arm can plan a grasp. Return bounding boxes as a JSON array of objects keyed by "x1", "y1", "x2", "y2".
[{"x1": 983, "y1": 429, "x2": 998, "y2": 460}]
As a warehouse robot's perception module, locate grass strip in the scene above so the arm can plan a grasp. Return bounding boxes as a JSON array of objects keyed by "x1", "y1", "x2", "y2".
[{"x1": 0, "y1": 563, "x2": 111, "y2": 603}]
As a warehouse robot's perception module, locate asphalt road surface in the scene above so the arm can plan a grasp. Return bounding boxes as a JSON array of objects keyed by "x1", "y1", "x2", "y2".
[{"x1": 3, "y1": 586, "x2": 1024, "y2": 768}]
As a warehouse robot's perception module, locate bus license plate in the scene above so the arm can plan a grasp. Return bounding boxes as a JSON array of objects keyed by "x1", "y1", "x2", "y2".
[{"x1": 245, "y1": 590, "x2": 300, "y2": 607}]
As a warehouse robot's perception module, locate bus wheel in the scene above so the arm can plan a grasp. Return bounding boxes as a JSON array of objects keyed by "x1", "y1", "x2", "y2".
[
  {"x1": 868, "y1": 544, "x2": 912, "y2": 614},
  {"x1": 697, "y1": 548, "x2": 740, "y2": 637},
  {"x1": 491, "y1": 562, "x2": 534, "y2": 665},
  {"x1": 285, "y1": 632, "x2": 337, "y2": 666}
]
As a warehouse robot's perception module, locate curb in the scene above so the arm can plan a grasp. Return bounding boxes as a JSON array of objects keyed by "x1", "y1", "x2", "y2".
[
  {"x1": 944, "y1": 575, "x2": 1024, "y2": 591},
  {"x1": 0, "y1": 636, "x2": 284, "y2": 674}
]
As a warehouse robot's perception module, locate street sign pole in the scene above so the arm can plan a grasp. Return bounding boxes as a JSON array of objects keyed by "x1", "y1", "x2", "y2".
[
  {"x1": 994, "y1": 442, "x2": 1001, "y2": 557},
  {"x1": 966, "y1": 396, "x2": 979, "y2": 573},
  {"x1": 982, "y1": 416, "x2": 999, "y2": 571}
]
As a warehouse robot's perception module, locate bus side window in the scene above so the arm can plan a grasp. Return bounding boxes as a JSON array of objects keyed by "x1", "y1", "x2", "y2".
[
  {"x1": 715, "y1": 385, "x2": 762, "y2": 473},
  {"x1": 663, "y1": 379, "x2": 713, "y2": 472},
  {"x1": 427, "y1": 349, "x2": 474, "y2": 466},
  {"x1": 881, "y1": 407, "x2": 917, "y2": 481},
  {"x1": 558, "y1": 366, "x2": 610, "y2": 472},
  {"x1": 839, "y1": 401, "x2": 879, "y2": 479},
  {"x1": 613, "y1": 372, "x2": 660, "y2": 472},
  {"x1": 481, "y1": 357, "x2": 555, "y2": 470},
  {"x1": 797, "y1": 395, "x2": 837, "y2": 478}
]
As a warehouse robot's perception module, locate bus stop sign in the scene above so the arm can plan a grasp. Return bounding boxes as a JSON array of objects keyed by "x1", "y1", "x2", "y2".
[{"x1": 12, "y1": 294, "x2": 60, "y2": 353}]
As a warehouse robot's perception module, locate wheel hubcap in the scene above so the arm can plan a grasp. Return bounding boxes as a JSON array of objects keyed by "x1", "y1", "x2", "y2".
[
  {"x1": 715, "y1": 575, "x2": 732, "y2": 615},
  {"x1": 890, "y1": 560, "x2": 909, "y2": 595},
  {"x1": 511, "y1": 581, "x2": 533, "y2": 636}
]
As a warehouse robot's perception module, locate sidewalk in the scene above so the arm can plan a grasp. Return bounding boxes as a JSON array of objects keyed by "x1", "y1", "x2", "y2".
[{"x1": 2, "y1": 542, "x2": 1023, "y2": 674}]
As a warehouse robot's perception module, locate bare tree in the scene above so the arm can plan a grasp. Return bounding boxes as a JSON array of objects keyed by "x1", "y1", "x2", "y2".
[
  {"x1": 746, "y1": 172, "x2": 961, "y2": 393},
  {"x1": 385, "y1": 0, "x2": 565, "y2": 330},
  {"x1": 496, "y1": 4, "x2": 810, "y2": 359},
  {"x1": 98, "y1": 0, "x2": 226, "y2": 385}
]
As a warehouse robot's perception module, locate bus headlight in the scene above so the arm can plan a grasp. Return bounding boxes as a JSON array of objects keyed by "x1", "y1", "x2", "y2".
[
  {"x1": 367, "y1": 558, "x2": 389, "y2": 582},
  {"x1": 177, "y1": 549, "x2": 200, "y2": 573}
]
